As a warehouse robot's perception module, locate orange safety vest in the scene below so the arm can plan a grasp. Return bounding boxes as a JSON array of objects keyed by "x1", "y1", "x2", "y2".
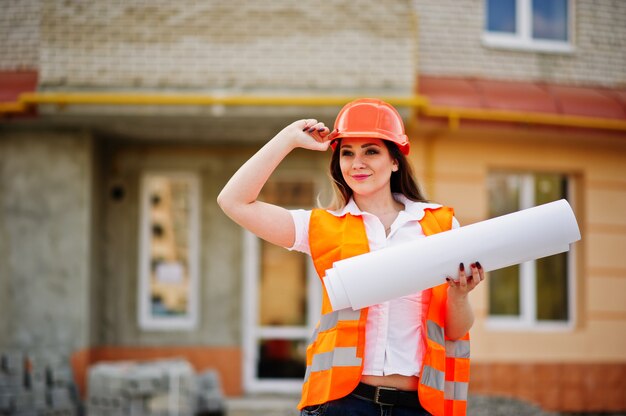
[{"x1": 298, "y1": 206, "x2": 470, "y2": 416}]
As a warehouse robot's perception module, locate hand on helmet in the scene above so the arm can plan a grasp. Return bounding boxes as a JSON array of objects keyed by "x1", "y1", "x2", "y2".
[{"x1": 283, "y1": 119, "x2": 332, "y2": 152}]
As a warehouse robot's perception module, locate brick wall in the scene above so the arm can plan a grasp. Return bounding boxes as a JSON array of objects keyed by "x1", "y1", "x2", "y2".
[
  {"x1": 34, "y1": 0, "x2": 415, "y2": 92},
  {"x1": 471, "y1": 363, "x2": 626, "y2": 412},
  {"x1": 2, "y1": 1, "x2": 623, "y2": 90},
  {"x1": 0, "y1": 0, "x2": 40, "y2": 70},
  {"x1": 414, "y1": 0, "x2": 626, "y2": 87}
]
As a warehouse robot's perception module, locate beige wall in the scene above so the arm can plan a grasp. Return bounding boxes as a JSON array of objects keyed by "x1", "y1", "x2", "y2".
[{"x1": 410, "y1": 125, "x2": 626, "y2": 363}]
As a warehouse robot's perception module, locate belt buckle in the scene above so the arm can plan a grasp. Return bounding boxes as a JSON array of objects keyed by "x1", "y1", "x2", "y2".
[{"x1": 374, "y1": 386, "x2": 397, "y2": 406}]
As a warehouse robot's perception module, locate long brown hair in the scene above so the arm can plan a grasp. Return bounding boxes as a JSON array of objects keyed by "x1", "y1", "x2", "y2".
[{"x1": 326, "y1": 139, "x2": 428, "y2": 210}]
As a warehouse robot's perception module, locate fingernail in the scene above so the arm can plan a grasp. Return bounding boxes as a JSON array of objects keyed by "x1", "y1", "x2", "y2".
[
  {"x1": 476, "y1": 261, "x2": 482, "y2": 269},
  {"x1": 302, "y1": 127, "x2": 308, "y2": 131},
  {"x1": 446, "y1": 277, "x2": 451, "y2": 282},
  {"x1": 459, "y1": 262, "x2": 464, "y2": 271},
  {"x1": 308, "y1": 127, "x2": 315, "y2": 133},
  {"x1": 317, "y1": 127, "x2": 325, "y2": 132},
  {"x1": 470, "y1": 263, "x2": 476, "y2": 268}
]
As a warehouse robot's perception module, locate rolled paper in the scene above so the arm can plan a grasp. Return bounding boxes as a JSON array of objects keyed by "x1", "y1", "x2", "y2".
[{"x1": 322, "y1": 199, "x2": 581, "y2": 311}]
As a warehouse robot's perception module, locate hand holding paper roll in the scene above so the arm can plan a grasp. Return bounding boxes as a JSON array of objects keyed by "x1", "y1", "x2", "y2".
[{"x1": 323, "y1": 199, "x2": 581, "y2": 311}]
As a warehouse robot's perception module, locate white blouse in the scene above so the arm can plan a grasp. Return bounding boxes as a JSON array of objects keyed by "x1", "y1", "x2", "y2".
[{"x1": 289, "y1": 194, "x2": 460, "y2": 377}]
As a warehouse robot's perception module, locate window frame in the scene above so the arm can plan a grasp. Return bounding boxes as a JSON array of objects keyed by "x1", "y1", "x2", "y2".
[
  {"x1": 242, "y1": 174, "x2": 323, "y2": 394},
  {"x1": 482, "y1": 0, "x2": 575, "y2": 54},
  {"x1": 137, "y1": 171, "x2": 201, "y2": 331},
  {"x1": 242, "y1": 231, "x2": 320, "y2": 393},
  {"x1": 486, "y1": 172, "x2": 577, "y2": 332}
]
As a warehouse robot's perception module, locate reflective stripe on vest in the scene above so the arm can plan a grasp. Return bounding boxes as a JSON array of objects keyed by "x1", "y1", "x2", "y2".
[
  {"x1": 304, "y1": 308, "x2": 363, "y2": 383},
  {"x1": 422, "y1": 365, "x2": 469, "y2": 401},
  {"x1": 427, "y1": 320, "x2": 471, "y2": 359},
  {"x1": 446, "y1": 380, "x2": 469, "y2": 401},
  {"x1": 320, "y1": 308, "x2": 361, "y2": 332},
  {"x1": 307, "y1": 308, "x2": 361, "y2": 343},
  {"x1": 446, "y1": 340, "x2": 471, "y2": 359},
  {"x1": 423, "y1": 319, "x2": 470, "y2": 401},
  {"x1": 422, "y1": 367, "x2": 470, "y2": 402},
  {"x1": 304, "y1": 346, "x2": 362, "y2": 382},
  {"x1": 422, "y1": 366, "x2": 469, "y2": 401}
]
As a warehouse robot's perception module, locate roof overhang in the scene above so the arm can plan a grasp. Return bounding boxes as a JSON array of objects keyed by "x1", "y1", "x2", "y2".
[{"x1": 416, "y1": 75, "x2": 626, "y2": 133}]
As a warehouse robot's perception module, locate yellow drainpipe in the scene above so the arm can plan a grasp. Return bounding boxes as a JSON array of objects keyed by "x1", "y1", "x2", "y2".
[
  {"x1": 424, "y1": 106, "x2": 626, "y2": 131},
  {"x1": 1, "y1": 91, "x2": 625, "y2": 132},
  {"x1": 0, "y1": 101, "x2": 28, "y2": 114}
]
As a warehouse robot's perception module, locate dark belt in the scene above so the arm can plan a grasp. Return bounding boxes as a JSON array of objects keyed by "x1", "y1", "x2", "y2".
[{"x1": 351, "y1": 382, "x2": 424, "y2": 409}]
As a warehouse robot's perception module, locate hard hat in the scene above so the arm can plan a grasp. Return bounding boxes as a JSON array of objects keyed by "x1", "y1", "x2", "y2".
[{"x1": 328, "y1": 98, "x2": 410, "y2": 155}]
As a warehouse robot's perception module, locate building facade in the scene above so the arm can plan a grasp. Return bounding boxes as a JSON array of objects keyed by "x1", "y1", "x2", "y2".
[{"x1": 1, "y1": 0, "x2": 625, "y2": 412}]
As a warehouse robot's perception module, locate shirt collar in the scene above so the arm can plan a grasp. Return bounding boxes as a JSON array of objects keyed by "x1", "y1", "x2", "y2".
[{"x1": 329, "y1": 193, "x2": 442, "y2": 222}]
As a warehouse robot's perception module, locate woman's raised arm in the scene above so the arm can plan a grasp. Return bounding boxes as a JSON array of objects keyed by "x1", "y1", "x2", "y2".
[{"x1": 217, "y1": 119, "x2": 330, "y2": 248}]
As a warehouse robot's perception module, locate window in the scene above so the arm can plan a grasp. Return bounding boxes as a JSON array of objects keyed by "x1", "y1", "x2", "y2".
[
  {"x1": 487, "y1": 172, "x2": 575, "y2": 330},
  {"x1": 138, "y1": 172, "x2": 200, "y2": 330},
  {"x1": 483, "y1": 0, "x2": 573, "y2": 52},
  {"x1": 243, "y1": 179, "x2": 321, "y2": 393}
]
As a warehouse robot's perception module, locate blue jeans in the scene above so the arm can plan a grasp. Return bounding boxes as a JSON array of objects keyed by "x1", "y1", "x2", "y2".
[{"x1": 300, "y1": 394, "x2": 431, "y2": 416}]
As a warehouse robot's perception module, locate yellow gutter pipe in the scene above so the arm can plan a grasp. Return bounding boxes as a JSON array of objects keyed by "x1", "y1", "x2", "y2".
[
  {"x1": 0, "y1": 101, "x2": 28, "y2": 114},
  {"x1": 1, "y1": 91, "x2": 625, "y2": 132},
  {"x1": 424, "y1": 106, "x2": 626, "y2": 132}
]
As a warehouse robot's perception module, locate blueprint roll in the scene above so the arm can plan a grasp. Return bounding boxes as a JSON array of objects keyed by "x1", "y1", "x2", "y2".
[{"x1": 322, "y1": 199, "x2": 581, "y2": 311}]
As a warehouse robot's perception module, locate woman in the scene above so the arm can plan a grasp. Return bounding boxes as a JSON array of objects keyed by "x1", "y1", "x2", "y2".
[{"x1": 217, "y1": 99, "x2": 484, "y2": 416}]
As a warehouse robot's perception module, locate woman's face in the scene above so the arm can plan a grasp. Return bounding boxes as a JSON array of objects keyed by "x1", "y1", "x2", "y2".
[{"x1": 339, "y1": 137, "x2": 398, "y2": 198}]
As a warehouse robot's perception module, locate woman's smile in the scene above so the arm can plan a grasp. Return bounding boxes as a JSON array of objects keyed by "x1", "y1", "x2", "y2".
[{"x1": 351, "y1": 173, "x2": 371, "y2": 181}]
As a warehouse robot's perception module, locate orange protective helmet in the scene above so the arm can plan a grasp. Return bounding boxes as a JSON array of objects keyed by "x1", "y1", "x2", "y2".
[{"x1": 328, "y1": 98, "x2": 410, "y2": 155}]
